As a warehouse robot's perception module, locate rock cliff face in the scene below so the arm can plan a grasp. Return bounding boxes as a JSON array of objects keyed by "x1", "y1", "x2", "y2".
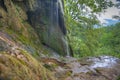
[
  {"x1": 26, "y1": 0, "x2": 69, "y2": 56},
  {"x1": 0, "y1": 0, "x2": 70, "y2": 56}
]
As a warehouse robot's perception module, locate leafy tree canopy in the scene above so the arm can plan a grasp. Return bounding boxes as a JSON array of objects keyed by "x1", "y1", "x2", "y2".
[{"x1": 64, "y1": 0, "x2": 119, "y2": 58}]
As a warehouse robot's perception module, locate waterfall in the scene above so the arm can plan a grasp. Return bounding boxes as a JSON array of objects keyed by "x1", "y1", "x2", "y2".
[
  {"x1": 58, "y1": 0, "x2": 64, "y2": 14},
  {"x1": 62, "y1": 37, "x2": 70, "y2": 57},
  {"x1": 58, "y1": 0, "x2": 70, "y2": 57}
]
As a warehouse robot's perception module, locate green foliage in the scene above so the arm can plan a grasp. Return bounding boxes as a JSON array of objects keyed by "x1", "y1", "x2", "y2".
[
  {"x1": 64, "y1": 0, "x2": 110, "y2": 57},
  {"x1": 64, "y1": 0, "x2": 113, "y2": 26},
  {"x1": 64, "y1": 0, "x2": 120, "y2": 58},
  {"x1": 71, "y1": 22, "x2": 120, "y2": 58},
  {"x1": 97, "y1": 23, "x2": 120, "y2": 58}
]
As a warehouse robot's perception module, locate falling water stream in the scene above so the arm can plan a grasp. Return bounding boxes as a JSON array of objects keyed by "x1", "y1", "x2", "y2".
[{"x1": 45, "y1": 0, "x2": 70, "y2": 56}]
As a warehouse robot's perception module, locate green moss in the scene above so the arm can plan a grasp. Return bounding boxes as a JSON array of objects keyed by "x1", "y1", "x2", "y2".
[
  {"x1": 0, "y1": 51, "x2": 56, "y2": 80},
  {"x1": 4, "y1": 26, "x2": 42, "y2": 54}
]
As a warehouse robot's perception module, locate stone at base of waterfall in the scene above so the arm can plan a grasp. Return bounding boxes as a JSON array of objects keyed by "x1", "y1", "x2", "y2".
[
  {"x1": 41, "y1": 56, "x2": 120, "y2": 80},
  {"x1": 67, "y1": 56, "x2": 120, "y2": 80}
]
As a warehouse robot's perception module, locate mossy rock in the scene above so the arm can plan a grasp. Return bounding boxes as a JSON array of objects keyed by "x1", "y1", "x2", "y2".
[{"x1": 0, "y1": 50, "x2": 56, "y2": 80}]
